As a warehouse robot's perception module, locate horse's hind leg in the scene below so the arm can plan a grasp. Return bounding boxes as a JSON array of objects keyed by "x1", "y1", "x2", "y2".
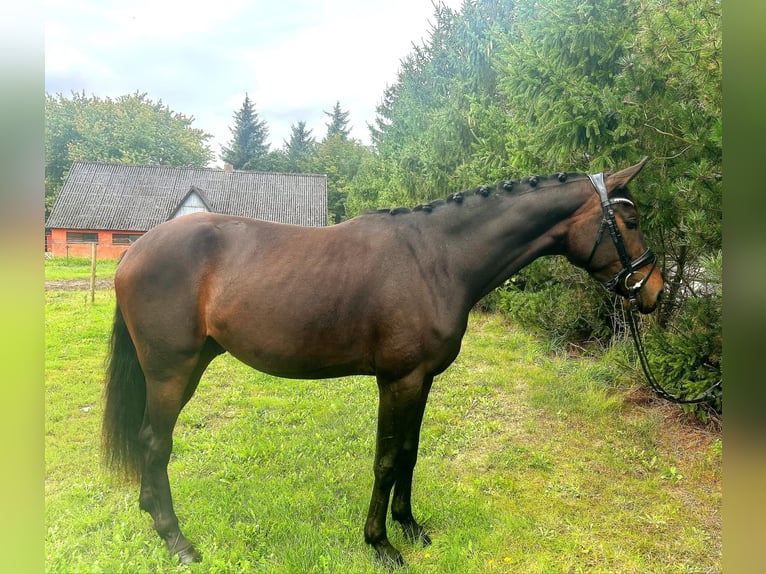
[
  {"x1": 138, "y1": 341, "x2": 221, "y2": 564},
  {"x1": 139, "y1": 374, "x2": 199, "y2": 563}
]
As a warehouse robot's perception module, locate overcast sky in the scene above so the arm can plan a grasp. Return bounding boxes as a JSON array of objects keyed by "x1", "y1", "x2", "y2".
[{"x1": 45, "y1": 0, "x2": 464, "y2": 166}]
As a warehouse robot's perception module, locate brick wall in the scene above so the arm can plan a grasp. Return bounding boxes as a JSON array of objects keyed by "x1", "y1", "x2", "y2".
[{"x1": 48, "y1": 229, "x2": 144, "y2": 259}]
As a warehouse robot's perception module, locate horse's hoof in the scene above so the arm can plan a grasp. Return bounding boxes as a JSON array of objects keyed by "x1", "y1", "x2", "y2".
[
  {"x1": 401, "y1": 521, "x2": 432, "y2": 546},
  {"x1": 177, "y1": 546, "x2": 202, "y2": 564},
  {"x1": 382, "y1": 553, "x2": 406, "y2": 570},
  {"x1": 374, "y1": 542, "x2": 406, "y2": 569}
]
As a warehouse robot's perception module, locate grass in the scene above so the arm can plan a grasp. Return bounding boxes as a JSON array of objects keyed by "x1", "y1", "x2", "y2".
[
  {"x1": 44, "y1": 256, "x2": 119, "y2": 281},
  {"x1": 45, "y1": 262, "x2": 721, "y2": 573}
]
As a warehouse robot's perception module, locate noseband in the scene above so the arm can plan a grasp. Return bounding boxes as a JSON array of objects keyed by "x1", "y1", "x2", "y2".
[{"x1": 586, "y1": 172, "x2": 657, "y2": 301}]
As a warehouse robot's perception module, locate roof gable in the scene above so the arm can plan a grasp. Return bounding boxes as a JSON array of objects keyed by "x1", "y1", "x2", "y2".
[
  {"x1": 171, "y1": 185, "x2": 212, "y2": 219},
  {"x1": 46, "y1": 161, "x2": 328, "y2": 231}
]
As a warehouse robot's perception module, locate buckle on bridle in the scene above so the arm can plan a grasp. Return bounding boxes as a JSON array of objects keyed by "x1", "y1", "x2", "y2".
[{"x1": 604, "y1": 248, "x2": 657, "y2": 297}]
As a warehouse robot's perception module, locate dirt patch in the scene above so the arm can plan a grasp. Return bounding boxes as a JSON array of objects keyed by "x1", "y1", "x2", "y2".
[{"x1": 45, "y1": 278, "x2": 114, "y2": 291}]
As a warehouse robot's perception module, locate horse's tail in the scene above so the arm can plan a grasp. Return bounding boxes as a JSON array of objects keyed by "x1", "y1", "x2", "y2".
[{"x1": 102, "y1": 303, "x2": 145, "y2": 482}]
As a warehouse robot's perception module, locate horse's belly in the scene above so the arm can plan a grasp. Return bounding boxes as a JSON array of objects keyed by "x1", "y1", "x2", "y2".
[
  {"x1": 209, "y1": 317, "x2": 374, "y2": 380},
  {"x1": 231, "y1": 350, "x2": 372, "y2": 380}
]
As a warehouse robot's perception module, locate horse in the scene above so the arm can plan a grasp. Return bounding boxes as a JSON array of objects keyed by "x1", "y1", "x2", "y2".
[{"x1": 102, "y1": 158, "x2": 664, "y2": 567}]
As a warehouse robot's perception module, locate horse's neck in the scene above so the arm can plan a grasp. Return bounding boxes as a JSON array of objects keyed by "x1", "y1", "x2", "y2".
[{"x1": 435, "y1": 181, "x2": 591, "y2": 302}]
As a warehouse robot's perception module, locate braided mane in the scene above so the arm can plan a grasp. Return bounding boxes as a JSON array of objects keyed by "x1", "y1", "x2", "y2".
[{"x1": 373, "y1": 172, "x2": 588, "y2": 216}]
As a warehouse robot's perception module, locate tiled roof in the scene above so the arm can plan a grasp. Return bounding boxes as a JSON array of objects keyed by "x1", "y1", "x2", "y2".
[{"x1": 46, "y1": 161, "x2": 328, "y2": 231}]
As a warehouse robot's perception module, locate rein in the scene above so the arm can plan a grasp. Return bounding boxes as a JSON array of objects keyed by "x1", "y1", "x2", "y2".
[
  {"x1": 623, "y1": 301, "x2": 722, "y2": 404},
  {"x1": 587, "y1": 172, "x2": 721, "y2": 405}
]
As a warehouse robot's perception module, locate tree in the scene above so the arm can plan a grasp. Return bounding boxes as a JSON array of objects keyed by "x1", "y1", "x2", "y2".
[
  {"x1": 344, "y1": 153, "x2": 397, "y2": 217},
  {"x1": 497, "y1": 0, "x2": 637, "y2": 172},
  {"x1": 363, "y1": 0, "x2": 516, "y2": 205},
  {"x1": 616, "y1": 0, "x2": 722, "y2": 412},
  {"x1": 45, "y1": 91, "x2": 213, "y2": 216},
  {"x1": 310, "y1": 135, "x2": 371, "y2": 224},
  {"x1": 617, "y1": 0, "x2": 722, "y2": 269},
  {"x1": 354, "y1": 0, "x2": 721, "y2": 411},
  {"x1": 45, "y1": 93, "x2": 81, "y2": 209},
  {"x1": 221, "y1": 94, "x2": 271, "y2": 170},
  {"x1": 500, "y1": 0, "x2": 721, "y2": 410},
  {"x1": 283, "y1": 121, "x2": 317, "y2": 172},
  {"x1": 323, "y1": 101, "x2": 352, "y2": 141}
]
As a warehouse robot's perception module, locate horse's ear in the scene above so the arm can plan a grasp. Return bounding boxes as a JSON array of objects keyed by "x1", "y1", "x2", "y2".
[{"x1": 606, "y1": 156, "x2": 649, "y2": 191}]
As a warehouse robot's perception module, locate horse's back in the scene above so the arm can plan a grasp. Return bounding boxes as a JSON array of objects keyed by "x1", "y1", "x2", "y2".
[{"x1": 117, "y1": 213, "x2": 326, "y2": 293}]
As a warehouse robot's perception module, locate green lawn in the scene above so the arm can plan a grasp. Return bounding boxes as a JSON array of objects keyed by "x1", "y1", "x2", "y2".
[
  {"x1": 45, "y1": 279, "x2": 721, "y2": 573},
  {"x1": 44, "y1": 256, "x2": 119, "y2": 281}
]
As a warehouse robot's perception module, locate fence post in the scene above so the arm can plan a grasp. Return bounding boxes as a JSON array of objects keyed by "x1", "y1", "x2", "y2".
[{"x1": 90, "y1": 242, "x2": 97, "y2": 303}]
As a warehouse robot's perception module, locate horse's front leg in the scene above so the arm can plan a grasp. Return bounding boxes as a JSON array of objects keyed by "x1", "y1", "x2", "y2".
[
  {"x1": 391, "y1": 376, "x2": 433, "y2": 546},
  {"x1": 364, "y1": 373, "x2": 432, "y2": 567}
]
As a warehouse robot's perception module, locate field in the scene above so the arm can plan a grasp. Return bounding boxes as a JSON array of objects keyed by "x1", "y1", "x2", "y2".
[{"x1": 45, "y1": 258, "x2": 721, "y2": 573}]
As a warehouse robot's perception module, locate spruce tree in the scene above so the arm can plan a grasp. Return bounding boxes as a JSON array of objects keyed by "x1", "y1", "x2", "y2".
[
  {"x1": 284, "y1": 121, "x2": 316, "y2": 172},
  {"x1": 221, "y1": 93, "x2": 270, "y2": 170},
  {"x1": 323, "y1": 101, "x2": 352, "y2": 141}
]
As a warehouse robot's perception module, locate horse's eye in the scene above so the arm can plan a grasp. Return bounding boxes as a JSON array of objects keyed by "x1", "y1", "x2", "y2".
[{"x1": 625, "y1": 220, "x2": 639, "y2": 230}]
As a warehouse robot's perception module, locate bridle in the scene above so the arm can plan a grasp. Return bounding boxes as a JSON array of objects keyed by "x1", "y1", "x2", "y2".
[
  {"x1": 585, "y1": 172, "x2": 658, "y2": 303},
  {"x1": 586, "y1": 172, "x2": 721, "y2": 405}
]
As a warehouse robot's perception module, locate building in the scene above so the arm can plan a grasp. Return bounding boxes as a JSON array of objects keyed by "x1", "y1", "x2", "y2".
[{"x1": 45, "y1": 161, "x2": 328, "y2": 259}]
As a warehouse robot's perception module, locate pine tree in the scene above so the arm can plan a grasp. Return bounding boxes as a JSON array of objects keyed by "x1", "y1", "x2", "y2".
[
  {"x1": 323, "y1": 101, "x2": 352, "y2": 141},
  {"x1": 221, "y1": 94, "x2": 270, "y2": 170}
]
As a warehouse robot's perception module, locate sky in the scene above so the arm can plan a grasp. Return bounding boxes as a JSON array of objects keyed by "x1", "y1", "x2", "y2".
[{"x1": 45, "y1": 0, "x2": 465, "y2": 167}]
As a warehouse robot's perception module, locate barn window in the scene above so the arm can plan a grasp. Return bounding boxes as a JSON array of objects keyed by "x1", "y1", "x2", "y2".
[
  {"x1": 112, "y1": 233, "x2": 143, "y2": 245},
  {"x1": 66, "y1": 232, "x2": 98, "y2": 243}
]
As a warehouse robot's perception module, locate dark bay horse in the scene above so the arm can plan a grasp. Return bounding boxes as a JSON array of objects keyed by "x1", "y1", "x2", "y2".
[{"x1": 102, "y1": 158, "x2": 664, "y2": 566}]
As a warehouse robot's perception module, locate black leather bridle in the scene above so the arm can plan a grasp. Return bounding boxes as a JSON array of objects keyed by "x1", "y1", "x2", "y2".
[
  {"x1": 586, "y1": 172, "x2": 721, "y2": 405},
  {"x1": 585, "y1": 172, "x2": 658, "y2": 301}
]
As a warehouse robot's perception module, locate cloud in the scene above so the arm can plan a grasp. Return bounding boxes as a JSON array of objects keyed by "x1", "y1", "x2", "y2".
[
  {"x1": 89, "y1": 0, "x2": 250, "y2": 43},
  {"x1": 44, "y1": 0, "x2": 464, "y2": 165}
]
